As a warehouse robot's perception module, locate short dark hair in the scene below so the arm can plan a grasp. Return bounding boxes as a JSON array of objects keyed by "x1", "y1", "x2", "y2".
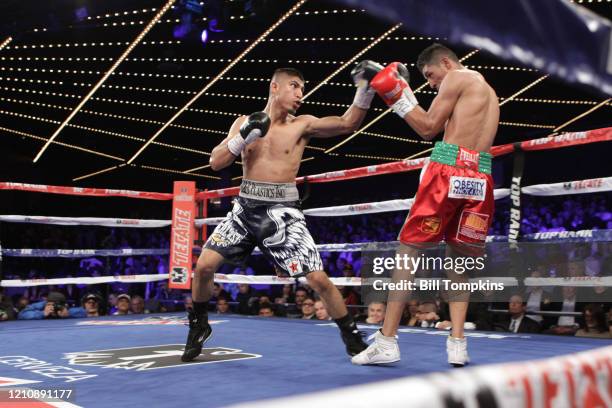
[
  {"x1": 272, "y1": 67, "x2": 304, "y2": 82},
  {"x1": 416, "y1": 43, "x2": 459, "y2": 72},
  {"x1": 509, "y1": 293, "x2": 526, "y2": 305},
  {"x1": 584, "y1": 303, "x2": 608, "y2": 333}
]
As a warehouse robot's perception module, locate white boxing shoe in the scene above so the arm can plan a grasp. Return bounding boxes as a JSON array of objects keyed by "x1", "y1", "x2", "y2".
[
  {"x1": 351, "y1": 329, "x2": 400, "y2": 365},
  {"x1": 447, "y1": 336, "x2": 469, "y2": 367}
]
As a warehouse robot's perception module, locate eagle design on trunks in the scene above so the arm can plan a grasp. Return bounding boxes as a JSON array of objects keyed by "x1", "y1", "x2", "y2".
[{"x1": 263, "y1": 205, "x2": 321, "y2": 275}]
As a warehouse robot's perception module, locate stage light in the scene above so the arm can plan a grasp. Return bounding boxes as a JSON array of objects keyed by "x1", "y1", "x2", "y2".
[
  {"x1": 75, "y1": 7, "x2": 89, "y2": 22},
  {"x1": 173, "y1": 12, "x2": 193, "y2": 39},
  {"x1": 208, "y1": 18, "x2": 223, "y2": 33}
]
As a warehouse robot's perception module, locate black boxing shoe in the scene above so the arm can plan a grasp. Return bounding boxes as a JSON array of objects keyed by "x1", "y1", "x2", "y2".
[
  {"x1": 340, "y1": 328, "x2": 368, "y2": 356},
  {"x1": 181, "y1": 310, "x2": 212, "y2": 362}
]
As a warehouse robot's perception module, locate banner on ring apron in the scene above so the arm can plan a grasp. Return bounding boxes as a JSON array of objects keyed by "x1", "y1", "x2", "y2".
[{"x1": 168, "y1": 181, "x2": 196, "y2": 289}]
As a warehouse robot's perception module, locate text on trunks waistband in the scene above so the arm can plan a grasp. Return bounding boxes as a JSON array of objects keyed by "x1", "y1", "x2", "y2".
[{"x1": 239, "y1": 179, "x2": 299, "y2": 202}]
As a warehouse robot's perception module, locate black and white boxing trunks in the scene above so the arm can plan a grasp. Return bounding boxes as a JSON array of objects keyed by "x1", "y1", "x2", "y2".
[{"x1": 204, "y1": 179, "x2": 323, "y2": 277}]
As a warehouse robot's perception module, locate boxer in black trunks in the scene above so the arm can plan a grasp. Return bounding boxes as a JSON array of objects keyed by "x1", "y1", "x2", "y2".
[{"x1": 181, "y1": 63, "x2": 383, "y2": 362}]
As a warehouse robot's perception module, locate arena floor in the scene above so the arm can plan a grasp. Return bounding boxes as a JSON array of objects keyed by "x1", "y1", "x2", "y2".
[{"x1": 0, "y1": 313, "x2": 609, "y2": 407}]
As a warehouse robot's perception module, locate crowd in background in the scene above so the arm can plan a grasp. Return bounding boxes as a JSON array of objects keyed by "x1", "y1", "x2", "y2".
[{"x1": 0, "y1": 193, "x2": 610, "y2": 340}]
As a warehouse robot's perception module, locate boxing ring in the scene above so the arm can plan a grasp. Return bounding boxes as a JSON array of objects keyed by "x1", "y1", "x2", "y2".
[
  {"x1": 0, "y1": 314, "x2": 610, "y2": 408},
  {"x1": 1, "y1": 127, "x2": 611, "y2": 407}
]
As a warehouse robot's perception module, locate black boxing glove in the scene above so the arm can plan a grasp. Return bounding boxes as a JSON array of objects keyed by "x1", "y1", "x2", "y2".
[
  {"x1": 227, "y1": 111, "x2": 271, "y2": 156},
  {"x1": 350, "y1": 60, "x2": 384, "y2": 110}
]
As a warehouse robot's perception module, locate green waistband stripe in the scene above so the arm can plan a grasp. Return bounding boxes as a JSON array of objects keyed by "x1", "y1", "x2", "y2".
[{"x1": 430, "y1": 141, "x2": 492, "y2": 174}]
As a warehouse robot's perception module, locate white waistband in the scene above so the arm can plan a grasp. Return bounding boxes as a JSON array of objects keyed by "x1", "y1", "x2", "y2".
[{"x1": 239, "y1": 179, "x2": 299, "y2": 202}]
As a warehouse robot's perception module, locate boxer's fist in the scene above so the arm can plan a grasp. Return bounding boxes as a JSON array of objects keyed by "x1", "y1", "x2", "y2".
[
  {"x1": 227, "y1": 111, "x2": 270, "y2": 156},
  {"x1": 240, "y1": 111, "x2": 270, "y2": 143},
  {"x1": 371, "y1": 62, "x2": 418, "y2": 117},
  {"x1": 350, "y1": 60, "x2": 383, "y2": 110},
  {"x1": 351, "y1": 60, "x2": 384, "y2": 88}
]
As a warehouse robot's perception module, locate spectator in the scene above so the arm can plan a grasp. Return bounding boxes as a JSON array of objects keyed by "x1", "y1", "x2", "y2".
[
  {"x1": 259, "y1": 295, "x2": 272, "y2": 306},
  {"x1": 286, "y1": 287, "x2": 309, "y2": 318},
  {"x1": 154, "y1": 281, "x2": 181, "y2": 303},
  {"x1": 0, "y1": 292, "x2": 16, "y2": 321},
  {"x1": 130, "y1": 295, "x2": 147, "y2": 314},
  {"x1": 212, "y1": 283, "x2": 230, "y2": 302},
  {"x1": 275, "y1": 284, "x2": 295, "y2": 304},
  {"x1": 294, "y1": 288, "x2": 308, "y2": 309},
  {"x1": 583, "y1": 246, "x2": 602, "y2": 277},
  {"x1": 236, "y1": 284, "x2": 253, "y2": 315},
  {"x1": 14, "y1": 296, "x2": 29, "y2": 312},
  {"x1": 258, "y1": 305, "x2": 274, "y2": 317},
  {"x1": 364, "y1": 301, "x2": 386, "y2": 325},
  {"x1": 18, "y1": 291, "x2": 85, "y2": 320},
  {"x1": 183, "y1": 295, "x2": 193, "y2": 311},
  {"x1": 402, "y1": 300, "x2": 419, "y2": 326},
  {"x1": 524, "y1": 266, "x2": 553, "y2": 324},
  {"x1": 416, "y1": 302, "x2": 440, "y2": 328},
  {"x1": 107, "y1": 293, "x2": 118, "y2": 315},
  {"x1": 216, "y1": 297, "x2": 231, "y2": 314},
  {"x1": 82, "y1": 294, "x2": 102, "y2": 317},
  {"x1": 547, "y1": 286, "x2": 581, "y2": 335},
  {"x1": 575, "y1": 304, "x2": 611, "y2": 339},
  {"x1": 113, "y1": 294, "x2": 131, "y2": 316},
  {"x1": 314, "y1": 300, "x2": 331, "y2": 320},
  {"x1": 498, "y1": 294, "x2": 540, "y2": 334},
  {"x1": 301, "y1": 297, "x2": 316, "y2": 319}
]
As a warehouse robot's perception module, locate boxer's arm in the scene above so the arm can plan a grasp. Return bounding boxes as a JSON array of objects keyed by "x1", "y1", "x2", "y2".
[
  {"x1": 402, "y1": 71, "x2": 462, "y2": 140},
  {"x1": 301, "y1": 60, "x2": 380, "y2": 138},
  {"x1": 209, "y1": 115, "x2": 247, "y2": 171},
  {"x1": 302, "y1": 105, "x2": 368, "y2": 138}
]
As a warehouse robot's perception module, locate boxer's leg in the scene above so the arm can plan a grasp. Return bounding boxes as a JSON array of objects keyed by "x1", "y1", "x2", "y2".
[
  {"x1": 261, "y1": 202, "x2": 367, "y2": 357},
  {"x1": 192, "y1": 249, "x2": 225, "y2": 304},
  {"x1": 305, "y1": 271, "x2": 346, "y2": 318},
  {"x1": 306, "y1": 270, "x2": 367, "y2": 356},
  {"x1": 443, "y1": 242, "x2": 475, "y2": 367},
  {"x1": 353, "y1": 163, "x2": 449, "y2": 365},
  {"x1": 381, "y1": 243, "x2": 420, "y2": 337},
  {"x1": 443, "y1": 244, "x2": 471, "y2": 339},
  {"x1": 182, "y1": 201, "x2": 255, "y2": 362},
  {"x1": 443, "y1": 172, "x2": 494, "y2": 367}
]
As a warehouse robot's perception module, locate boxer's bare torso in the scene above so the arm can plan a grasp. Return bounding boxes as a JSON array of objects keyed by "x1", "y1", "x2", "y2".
[
  {"x1": 237, "y1": 114, "x2": 310, "y2": 183},
  {"x1": 438, "y1": 69, "x2": 498, "y2": 152}
]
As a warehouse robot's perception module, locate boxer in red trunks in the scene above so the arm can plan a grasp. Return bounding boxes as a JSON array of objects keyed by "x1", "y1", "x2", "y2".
[{"x1": 353, "y1": 44, "x2": 499, "y2": 366}]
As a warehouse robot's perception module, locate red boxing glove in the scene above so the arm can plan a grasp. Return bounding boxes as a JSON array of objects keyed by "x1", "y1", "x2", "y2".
[{"x1": 371, "y1": 62, "x2": 419, "y2": 118}]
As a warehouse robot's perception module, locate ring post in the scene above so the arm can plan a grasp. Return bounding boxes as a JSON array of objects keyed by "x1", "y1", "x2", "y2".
[{"x1": 168, "y1": 181, "x2": 196, "y2": 290}]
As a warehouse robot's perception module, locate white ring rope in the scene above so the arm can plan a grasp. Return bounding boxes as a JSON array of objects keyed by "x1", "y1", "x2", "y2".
[
  {"x1": 1, "y1": 176, "x2": 610, "y2": 228},
  {"x1": 2, "y1": 273, "x2": 610, "y2": 288},
  {"x1": 4, "y1": 228, "x2": 610, "y2": 258}
]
